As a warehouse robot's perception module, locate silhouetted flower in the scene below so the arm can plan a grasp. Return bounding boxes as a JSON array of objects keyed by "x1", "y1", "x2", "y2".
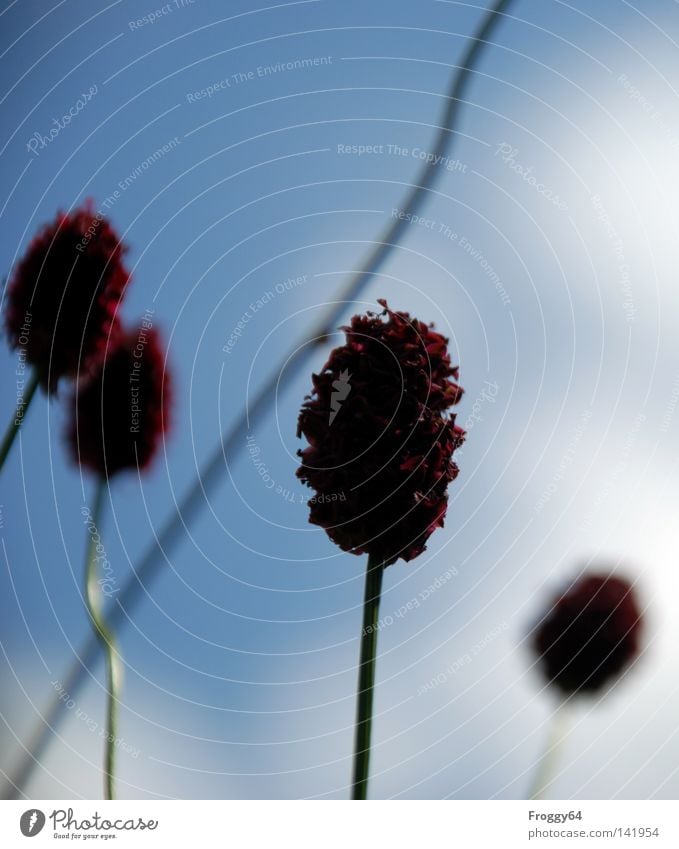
[
  {"x1": 68, "y1": 323, "x2": 171, "y2": 476},
  {"x1": 297, "y1": 300, "x2": 465, "y2": 565},
  {"x1": 532, "y1": 573, "x2": 643, "y2": 695},
  {"x1": 4, "y1": 203, "x2": 129, "y2": 391}
]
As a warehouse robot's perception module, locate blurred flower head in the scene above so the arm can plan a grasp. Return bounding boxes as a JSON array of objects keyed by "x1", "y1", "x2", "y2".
[
  {"x1": 4, "y1": 203, "x2": 130, "y2": 391},
  {"x1": 297, "y1": 299, "x2": 465, "y2": 566},
  {"x1": 532, "y1": 572, "x2": 643, "y2": 696},
  {"x1": 68, "y1": 323, "x2": 171, "y2": 477}
]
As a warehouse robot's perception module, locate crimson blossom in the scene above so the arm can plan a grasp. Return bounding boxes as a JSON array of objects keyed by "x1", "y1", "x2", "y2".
[
  {"x1": 4, "y1": 203, "x2": 129, "y2": 391},
  {"x1": 532, "y1": 573, "x2": 643, "y2": 696},
  {"x1": 68, "y1": 323, "x2": 171, "y2": 477},
  {"x1": 297, "y1": 300, "x2": 465, "y2": 566}
]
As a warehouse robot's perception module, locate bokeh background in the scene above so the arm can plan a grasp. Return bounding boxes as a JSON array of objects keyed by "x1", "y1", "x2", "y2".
[{"x1": 1, "y1": 0, "x2": 678, "y2": 799}]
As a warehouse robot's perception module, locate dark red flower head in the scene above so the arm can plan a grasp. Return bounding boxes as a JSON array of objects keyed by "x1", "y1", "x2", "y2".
[
  {"x1": 296, "y1": 300, "x2": 465, "y2": 566},
  {"x1": 68, "y1": 323, "x2": 171, "y2": 477},
  {"x1": 4, "y1": 203, "x2": 130, "y2": 391},
  {"x1": 532, "y1": 573, "x2": 643, "y2": 696}
]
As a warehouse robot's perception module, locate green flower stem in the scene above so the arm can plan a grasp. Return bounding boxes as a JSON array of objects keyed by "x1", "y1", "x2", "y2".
[
  {"x1": 83, "y1": 481, "x2": 122, "y2": 800},
  {"x1": 0, "y1": 367, "x2": 39, "y2": 474},
  {"x1": 351, "y1": 553, "x2": 385, "y2": 800},
  {"x1": 529, "y1": 700, "x2": 570, "y2": 800}
]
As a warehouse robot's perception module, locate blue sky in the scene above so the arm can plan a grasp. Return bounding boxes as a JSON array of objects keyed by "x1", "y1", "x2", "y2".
[{"x1": 2, "y1": 0, "x2": 679, "y2": 799}]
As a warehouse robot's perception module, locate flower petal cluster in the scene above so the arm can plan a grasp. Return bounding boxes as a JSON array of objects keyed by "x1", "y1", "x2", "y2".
[
  {"x1": 297, "y1": 300, "x2": 465, "y2": 565},
  {"x1": 4, "y1": 204, "x2": 129, "y2": 391},
  {"x1": 532, "y1": 573, "x2": 643, "y2": 695},
  {"x1": 68, "y1": 325, "x2": 171, "y2": 477}
]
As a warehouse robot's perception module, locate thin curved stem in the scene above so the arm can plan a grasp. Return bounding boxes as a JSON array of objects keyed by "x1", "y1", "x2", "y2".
[
  {"x1": 529, "y1": 701, "x2": 570, "y2": 800},
  {"x1": 0, "y1": 367, "x2": 39, "y2": 474},
  {"x1": 351, "y1": 554, "x2": 385, "y2": 800},
  {"x1": 2, "y1": 0, "x2": 515, "y2": 799},
  {"x1": 83, "y1": 481, "x2": 122, "y2": 800}
]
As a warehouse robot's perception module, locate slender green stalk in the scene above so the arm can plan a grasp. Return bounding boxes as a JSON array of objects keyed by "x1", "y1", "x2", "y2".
[
  {"x1": 351, "y1": 554, "x2": 385, "y2": 800},
  {"x1": 83, "y1": 481, "x2": 122, "y2": 800},
  {"x1": 529, "y1": 701, "x2": 570, "y2": 800},
  {"x1": 0, "y1": 367, "x2": 39, "y2": 473}
]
